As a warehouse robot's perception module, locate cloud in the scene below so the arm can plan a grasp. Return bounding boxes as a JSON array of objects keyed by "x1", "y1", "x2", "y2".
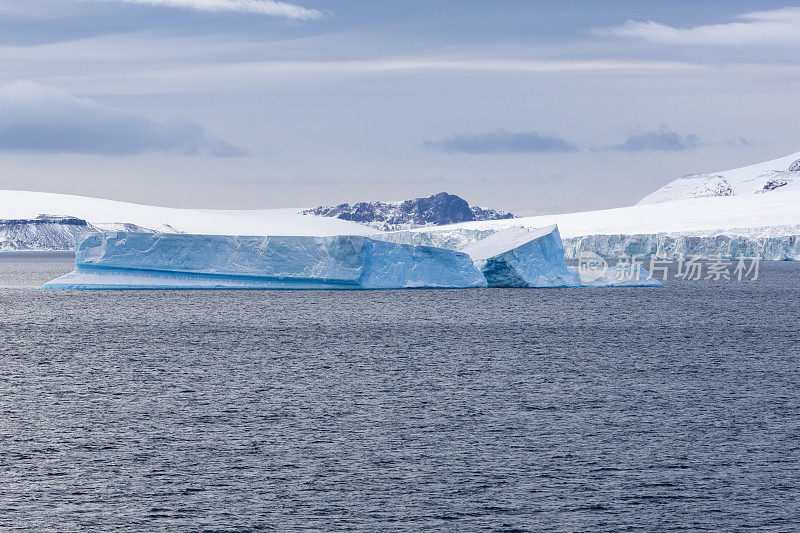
[
  {"x1": 606, "y1": 125, "x2": 701, "y2": 152},
  {"x1": 726, "y1": 136, "x2": 754, "y2": 148},
  {"x1": 594, "y1": 7, "x2": 800, "y2": 47},
  {"x1": 103, "y1": 0, "x2": 323, "y2": 19},
  {"x1": 424, "y1": 129, "x2": 579, "y2": 154},
  {"x1": 0, "y1": 81, "x2": 249, "y2": 157}
]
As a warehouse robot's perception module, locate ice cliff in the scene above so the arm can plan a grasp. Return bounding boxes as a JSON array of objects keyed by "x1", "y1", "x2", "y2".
[
  {"x1": 42, "y1": 232, "x2": 487, "y2": 289},
  {"x1": 562, "y1": 227, "x2": 800, "y2": 260},
  {"x1": 43, "y1": 226, "x2": 662, "y2": 289},
  {"x1": 0, "y1": 215, "x2": 90, "y2": 251},
  {"x1": 461, "y1": 226, "x2": 577, "y2": 287},
  {"x1": 459, "y1": 226, "x2": 661, "y2": 288}
]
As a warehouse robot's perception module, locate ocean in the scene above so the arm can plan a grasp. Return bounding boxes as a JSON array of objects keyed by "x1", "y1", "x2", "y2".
[{"x1": 2, "y1": 255, "x2": 799, "y2": 531}]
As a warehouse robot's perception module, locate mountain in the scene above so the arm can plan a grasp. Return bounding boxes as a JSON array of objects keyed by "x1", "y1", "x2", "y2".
[
  {"x1": 638, "y1": 151, "x2": 800, "y2": 205},
  {"x1": 303, "y1": 192, "x2": 515, "y2": 231}
]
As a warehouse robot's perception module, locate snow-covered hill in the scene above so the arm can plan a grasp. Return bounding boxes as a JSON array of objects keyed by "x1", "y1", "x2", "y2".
[
  {"x1": 0, "y1": 189, "x2": 373, "y2": 251},
  {"x1": 638, "y1": 151, "x2": 800, "y2": 205}
]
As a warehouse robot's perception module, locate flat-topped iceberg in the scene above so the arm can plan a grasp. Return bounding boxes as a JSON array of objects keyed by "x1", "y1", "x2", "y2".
[
  {"x1": 460, "y1": 225, "x2": 661, "y2": 288},
  {"x1": 42, "y1": 232, "x2": 487, "y2": 289},
  {"x1": 42, "y1": 226, "x2": 661, "y2": 289}
]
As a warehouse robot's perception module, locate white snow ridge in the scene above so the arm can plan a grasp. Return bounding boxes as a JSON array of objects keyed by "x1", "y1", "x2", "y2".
[{"x1": 638, "y1": 150, "x2": 800, "y2": 204}]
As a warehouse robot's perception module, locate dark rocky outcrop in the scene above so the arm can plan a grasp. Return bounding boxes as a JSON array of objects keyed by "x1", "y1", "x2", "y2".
[{"x1": 304, "y1": 192, "x2": 515, "y2": 231}]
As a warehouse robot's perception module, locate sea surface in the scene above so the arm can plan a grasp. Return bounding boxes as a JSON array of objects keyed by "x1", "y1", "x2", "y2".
[{"x1": 1, "y1": 255, "x2": 799, "y2": 531}]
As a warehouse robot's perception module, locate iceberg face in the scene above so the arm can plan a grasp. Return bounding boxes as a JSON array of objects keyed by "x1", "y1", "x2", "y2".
[
  {"x1": 461, "y1": 226, "x2": 662, "y2": 288},
  {"x1": 461, "y1": 225, "x2": 578, "y2": 288},
  {"x1": 358, "y1": 239, "x2": 486, "y2": 288},
  {"x1": 43, "y1": 232, "x2": 487, "y2": 289}
]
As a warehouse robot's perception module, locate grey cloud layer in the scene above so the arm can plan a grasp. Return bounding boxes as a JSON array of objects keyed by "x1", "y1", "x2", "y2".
[
  {"x1": 424, "y1": 129, "x2": 579, "y2": 154},
  {"x1": 606, "y1": 125, "x2": 701, "y2": 152},
  {"x1": 426, "y1": 125, "x2": 703, "y2": 154},
  {"x1": 0, "y1": 81, "x2": 249, "y2": 157}
]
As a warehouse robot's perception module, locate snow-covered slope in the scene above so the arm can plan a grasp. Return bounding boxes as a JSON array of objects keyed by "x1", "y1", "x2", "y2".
[
  {"x1": 638, "y1": 151, "x2": 800, "y2": 204},
  {"x1": 0, "y1": 189, "x2": 373, "y2": 247}
]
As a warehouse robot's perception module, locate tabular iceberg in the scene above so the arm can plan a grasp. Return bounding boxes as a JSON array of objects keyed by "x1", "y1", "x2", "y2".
[
  {"x1": 42, "y1": 232, "x2": 487, "y2": 289},
  {"x1": 42, "y1": 226, "x2": 662, "y2": 289},
  {"x1": 460, "y1": 225, "x2": 662, "y2": 288}
]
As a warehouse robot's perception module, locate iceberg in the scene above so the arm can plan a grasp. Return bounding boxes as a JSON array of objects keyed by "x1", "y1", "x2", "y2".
[
  {"x1": 42, "y1": 232, "x2": 487, "y2": 289},
  {"x1": 460, "y1": 225, "x2": 662, "y2": 288},
  {"x1": 461, "y1": 225, "x2": 577, "y2": 287},
  {"x1": 42, "y1": 226, "x2": 662, "y2": 290}
]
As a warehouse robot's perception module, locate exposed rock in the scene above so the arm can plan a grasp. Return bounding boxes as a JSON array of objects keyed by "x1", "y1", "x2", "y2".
[{"x1": 304, "y1": 192, "x2": 515, "y2": 231}]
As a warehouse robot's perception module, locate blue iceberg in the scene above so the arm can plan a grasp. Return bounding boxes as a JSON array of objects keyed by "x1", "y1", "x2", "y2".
[
  {"x1": 461, "y1": 225, "x2": 577, "y2": 287},
  {"x1": 42, "y1": 232, "x2": 488, "y2": 289},
  {"x1": 42, "y1": 226, "x2": 661, "y2": 290},
  {"x1": 460, "y1": 225, "x2": 662, "y2": 288}
]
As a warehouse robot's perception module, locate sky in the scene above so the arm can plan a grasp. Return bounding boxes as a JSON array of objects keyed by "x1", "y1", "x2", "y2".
[{"x1": 1, "y1": 0, "x2": 800, "y2": 215}]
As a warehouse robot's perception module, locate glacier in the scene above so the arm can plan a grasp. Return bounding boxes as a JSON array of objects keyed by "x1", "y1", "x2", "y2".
[{"x1": 42, "y1": 232, "x2": 487, "y2": 289}]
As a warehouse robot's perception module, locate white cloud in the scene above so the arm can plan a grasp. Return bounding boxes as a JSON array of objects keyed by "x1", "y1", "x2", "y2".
[
  {"x1": 594, "y1": 6, "x2": 800, "y2": 46},
  {"x1": 0, "y1": 81, "x2": 249, "y2": 156},
  {"x1": 103, "y1": 0, "x2": 323, "y2": 19}
]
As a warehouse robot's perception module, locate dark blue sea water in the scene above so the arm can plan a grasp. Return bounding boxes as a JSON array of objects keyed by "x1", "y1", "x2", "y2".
[{"x1": 1, "y1": 256, "x2": 799, "y2": 531}]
